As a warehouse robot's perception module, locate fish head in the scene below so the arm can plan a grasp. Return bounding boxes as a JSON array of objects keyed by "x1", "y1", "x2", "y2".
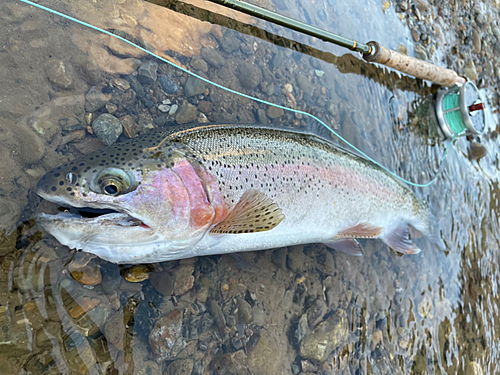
[{"x1": 36, "y1": 135, "x2": 227, "y2": 263}]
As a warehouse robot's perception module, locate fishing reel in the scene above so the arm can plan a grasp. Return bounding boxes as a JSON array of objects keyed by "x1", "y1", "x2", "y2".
[{"x1": 434, "y1": 81, "x2": 486, "y2": 139}]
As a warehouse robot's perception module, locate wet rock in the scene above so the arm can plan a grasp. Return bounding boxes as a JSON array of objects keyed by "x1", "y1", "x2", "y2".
[
  {"x1": 184, "y1": 76, "x2": 206, "y2": 97},
  {"x1": 237, "y1": 298, "x2": 253, "y2": 323},
  {"x1": 414, "y1": 44, "x2": 428, "y2": 61},
  {"x1": 120, "y1": 115, "x2": 141, "y2": 138},
  {"x1": 173, "y1": 264, "x2": 195, "y2": 295},
  {"x1": 106, "y1": 33, "x2": 147, "y2": 59},
  {"x1": 201, "y1": 47, "x2": 225, "y2": 68},
  {"x1": 296, "y1": 74, "x2": 313, "y2": 94},
  {"x1": 271, "y1": 49, "x2": 284, "y2": 68},
  {"x1": 105, "y1": 103, "x2": 117, "y2": 114},
  {"x1": 301, "y1": 360, "x2": 317, "y2": 372},
  {"x1": 159, "y1": 75, "x2": 179, "y2": 94},
  {"x1": 68, "y1": 297, "x2": 100, "y2": 319},
  {"x1": 158, "y1": 104, "x2": 170, "y2": 113},
  {"x1": 68, "y1": 253, "x2": 102, "y2": 286},
  {"x1": 149, "y1": 310, "x2": 186, "y2": 362},
  {"x1": 169, "y1": 104, "x2": 179, "y2": 115},
  {"x1": 110, "y1": 77, "x2": 131, "y2": 91},
  {"x1": 271, "y1": 247, "x2": 287, "y2": 269},
  {"x1": 85, "y1": 86, "x2": 110, "y2": 112},
  {"x1": 176, "y1": 101, "x2": 198, "y2": 124},
  {"x1": 92, "y1": 114, "x2": 123, "y2": 146},
  {"x1": 472, "y1": 28, "x2": 482, "y2": 53},
  {"x1": 150, "y1": 270, "x2": 174, "y2": 296},
  {"x1": 307, "y1": 297, "x2": 327, "y2": 329},
  {"x1": 207, "y1": 298, "x2": 226, "y2": 338},
  {"x1": 122, "y1": 264, "x2": 153, "y2": 283},
  {"x1": 166, "y1": 358, "x2": 194, "y2": 375},
  {"x1": 257, "y1": 108, "x2": 269, "y2": 124},
  {"x1": 0, "y1": 306, "x2": 30, "y2": 355},
  {"x1": 104, "y1": 310, "x2": 126, "y2": 351},
  {"x1": 198, "y1": 100, "x2": 213, "y2": 114},
  {"x1": 287, "y1": 245, "x2": 308, "y2": 273},
  {"x1": 45, "y1": 59, "x2": 72, "y2": 89},
  {"x1": 196, "y1": 276, "x2": 210, "y2": 303},
  {"x1": 468, "y1": 142, "x2": 487, "y2": 161},
  {"x1": 464, "y1": 60, "x2": 478, "y2": 81},
  {"x1": 237, "y1": 61, "x2": 262, "y2": 89},
  {"x1": 219, "y1": 31, "x2": 240, "y2": 53},
  {"x1": 154, "y1": 115, "x2": 166, "y2": 126},
  {"x1": 299, "y1": 310, "x2": 348, "y2": 362},
  {"x1": 266, "y1": 106, "x2": 284, "y2": 119},
  {"x1": 295, "y1": 313, "x2": 309, "y2": 343},
  {"x1": 210, "y1": 351, "x2": 252, "y2": 375},
  {"x1": 247, "y1": 331, "x2": 287, "y2": 374},
  {"x1": 411, "y1": 27, "x2": 420, "y2": 42},
  {"x1": 10, "y1": 122, "x2": 46, "y2": 165},
  {"x1": 191, "y1": 57, "x2": 208, "y2": 72},
  {"x1": 137, "y1": 60, "x2": 158, "y2": 84}
]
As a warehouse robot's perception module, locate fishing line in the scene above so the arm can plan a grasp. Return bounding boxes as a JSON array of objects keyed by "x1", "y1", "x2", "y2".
[{"x1": 18, "y1": 0, "x2": 460, "y2": 188}]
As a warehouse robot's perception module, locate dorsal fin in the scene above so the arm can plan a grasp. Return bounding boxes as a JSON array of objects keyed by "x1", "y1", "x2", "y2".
[
  {"x1": 334, "y1": 223, "x2": 383, "y2": 239},
  {"x1": 210, "y1": 190, "x2": 284, "y2": 234}
]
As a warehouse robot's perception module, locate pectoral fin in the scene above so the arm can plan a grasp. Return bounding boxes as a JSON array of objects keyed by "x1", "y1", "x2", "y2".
[
  {"x1": 210, "y1": 190, "x2": 284, "y2": 234},
  {"x1": 324, "y1": 238, "x2": 364, "y2": 256},
  {"x1": 381, "y1": 225, "x2": 421, "y2": 254},
  {"x1": 335, "y1": 223, "x2": 384, "y2": 239}
]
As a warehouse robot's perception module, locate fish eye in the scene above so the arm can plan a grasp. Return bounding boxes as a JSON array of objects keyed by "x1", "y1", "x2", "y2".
[{"x1": 94, "y1": 168, "x2": 134, "y2": 196}]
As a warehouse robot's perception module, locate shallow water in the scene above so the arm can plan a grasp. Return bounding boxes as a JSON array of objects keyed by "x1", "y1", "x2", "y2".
[{"x1": 0, "y1": 0, "x2": 499, "y2": 374}]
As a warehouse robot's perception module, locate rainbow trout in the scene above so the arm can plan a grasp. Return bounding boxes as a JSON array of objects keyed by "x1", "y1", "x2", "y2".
[{"x1": 36, "y1": 124, "x2": 429, "y2": 264}]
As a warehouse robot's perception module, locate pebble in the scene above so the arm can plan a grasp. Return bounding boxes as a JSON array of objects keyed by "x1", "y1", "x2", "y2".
[
  {"x1": 236, "y1": 298, "x2": 253, "y2": 323},
  {"x1": 201, "y1": 47, "x2": 225, "y2": 68},
  {"x1": 137, "y1": 60, "x2": 158, "y2": 84},
  {"x1": 149, "y1": 310, "x2": 186, "y2": 362},
  {"x1": 295, "y1": 313, "x2": 308, "y2": 343},
  {"x1": 154, "y1": 116, "x2": 167, "y2": 126},
  {"x1": 122, "y1": 264, "x2": 153, "y2": 283},
  {"x1": 150, "y1": 270, "x2": 174, "y2": 296},
  {"x1": 191, "y1": 57, "x2": 208, "y2": 72},
  {"x1": 120, "y1": 115, "x2": 141, "y2": 138},
  {"x1": 159, "y1": 75, "x2": 179, "y2": 94},
  {"x1": 237, "y1": 61, "x2": 262, "y2": 89},
  {"x1": 299, "y1": 310, "x2": 348, "y2": 362},
  {"x1": 314, "y1": 70, "x2": 325, "y2": 77},
  {"x1": 68, "y1": 253, "x2": 102, "y2": 286},
  {"x1": 105, "y1": 103, "x2": 117, "y2": 114},
  {"x1": 271, "y1": 49, "x2": 284, "y2": 68},
  {"x1": 110, "y1": 77, "x2": 131, "y2": 91},
  {"x1": 184, "y1": 76, "x2": 206, "y2": 97},
  {"x1": 287, "y1": 245, "x2": 308, "y2": 273},
  {"x1": 266, "y1": 106, "x2": 284, "y2": 119},
  {"x1": 296, "y1": 74, "x2": 313, "y2": 94},
  {"x1": 158, "y1": 104, "x2": 170, "y2": 113},
  {"x1": 169, "y1": 104, "x2": 179, "y2": 115},
  {"x1": 166, "y1": 358, "x2": 194, "y2": 375},
  {"x1": 257, "y1": 108, "x2": 269, "y2": 124},
  {"x1": 173, "y1": 265, "x2": 195, "y2": 295},
  {"x1": 468, "y1": 142, "x2": 487, "y2": 161},
  {"x1": 92, "y1": 114, "x2": 123, "y2": 146},
  {"x1": 198, "y1": 100, "x2": 213, "y2": 114},
  {"x1": 175, "y1": 101, "x2": 198, "y2": 124},
  {"x1": 464, "y1": 60, "x2": 478, "y2": 81},
  {"x1": 85, "y1": 86, "x2": 110, "y2": 112},
  {"x1": 45, "y1": 59, "x2": 72, "y2": 89},
  {"x1": 271, "y1": 247, "x2": 287, "y2": 269},
  {"x1": 68, "y1": 297, "x2": 100, "y2": 319}
]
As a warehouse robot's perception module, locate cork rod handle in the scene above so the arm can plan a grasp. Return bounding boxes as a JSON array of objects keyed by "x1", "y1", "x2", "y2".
[{"x1": 364, "y1": 41, "x2": 466, "y2": 87}]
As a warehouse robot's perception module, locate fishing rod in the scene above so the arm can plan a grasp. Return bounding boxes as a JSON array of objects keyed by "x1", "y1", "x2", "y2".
[{"x1": 202, "y1": 0, "x2": 465, "y2": 88}]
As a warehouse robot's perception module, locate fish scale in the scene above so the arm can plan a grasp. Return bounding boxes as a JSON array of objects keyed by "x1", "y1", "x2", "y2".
[{"x1": 35, "y1": 124, "x2": 429, "y2": 264}]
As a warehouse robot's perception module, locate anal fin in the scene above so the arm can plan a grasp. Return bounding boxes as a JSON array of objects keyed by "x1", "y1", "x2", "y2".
[
  {"x1": 381, "y1": 225, "x2": 421, "y2": 254},
  {"x1": 210, "y1": 190, "x2": 284, "y2": 234},
  {"x1": 324, "y1": 238, "x2": 364, "y2": 256},
  {"x1": 335, "y1": 223, "x2": 384, "y2": 239}
]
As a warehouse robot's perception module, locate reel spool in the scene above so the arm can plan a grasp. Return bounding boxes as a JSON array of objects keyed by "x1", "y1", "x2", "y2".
[{"x1": 435, "y1": 81, "x2": 486, "y2": 139}]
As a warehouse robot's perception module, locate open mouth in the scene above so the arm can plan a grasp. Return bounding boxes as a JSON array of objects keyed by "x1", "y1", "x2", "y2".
[{"x1": 36, "y1": 205, "x2": 151, "y2": 229}]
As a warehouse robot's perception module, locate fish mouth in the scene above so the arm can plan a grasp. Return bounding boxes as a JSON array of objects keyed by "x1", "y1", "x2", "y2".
[{"x1": 35, "y1": 205, "x2": 151, "y2": 230}]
